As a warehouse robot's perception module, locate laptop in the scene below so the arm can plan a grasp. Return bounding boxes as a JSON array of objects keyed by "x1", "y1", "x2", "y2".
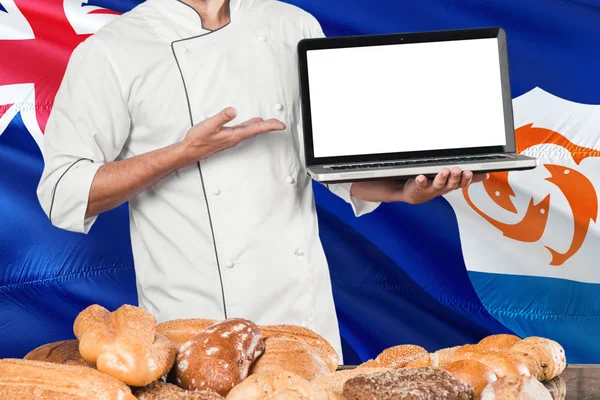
[{"x1": 297, "y1": 27, "x2": 538, "y2": 183}]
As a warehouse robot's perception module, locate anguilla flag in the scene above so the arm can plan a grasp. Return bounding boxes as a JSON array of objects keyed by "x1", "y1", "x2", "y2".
[{"x1": 1, "y1": 0, "x2": 598, "y2": 365}]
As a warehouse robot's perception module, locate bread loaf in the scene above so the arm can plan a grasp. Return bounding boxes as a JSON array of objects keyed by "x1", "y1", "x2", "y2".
[
  {"x1": 480, "y1": 375, "x2": 552, "y2": 400},
  {"x1": 374, "y1": 344, "x2": 431, "y2": 369},
  {"x1": 509, "y1": 337, "x2": 566, "y2": 381},
  {"x1": 24, "y1": 340, "x2": 92, "y2": 367},
  {"x1": 343, "y1": 367, "x2": 474, "y2": 399},
  {"x1": 312, "y1": 367, "x2": 390, "y2": 395},
  {"x1": 250, "y1": 334, "x2": 330, "y2": 381},
  {"x1": 450, "y1": 344, "x2": 488, "y2": 363},
  {"x1": 431, "y1": 346, "x2": 461, "y2": 368},
  {"x1": 356, "y1": 359, "x2": 380, "y2": 369},
  {"x1": 73, "y1": 304, "x2": 177, "y2": 387},
  {"x1": 225, "y1": 370, "x2": 304, "y2": 400},
  {"x1": 157, "y1": 318, "x2": 218, "y2": 348},
  {"x1": 134, "y1": 381, "x2": 224, "y2": 399},
  {"x1": 261, "y1": 324, "x2": 339, "y2": 372},
  {"x1": 478, "y1": 335, "x2": 521, "y2": 352},
  {"x1": 175, "y1": 318, "x2": 264, "y2": 396},
  {"x1": 471, "y1": 352, "x2": 530, "y2": 379},
  {"x1": 444, "y1": 360, "x2": 497, "y2": 399},
  {"x1": 0, "y1": 358, "x2": 135, "y2": 400},
  {"x1": 266, "y1": 381, "x2": 343, "y2": 400}
]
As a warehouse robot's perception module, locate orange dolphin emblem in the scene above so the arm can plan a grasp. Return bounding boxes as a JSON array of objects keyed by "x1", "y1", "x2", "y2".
[{"x1": 463, "y1": 123, "x2": 600, "y2": 266}]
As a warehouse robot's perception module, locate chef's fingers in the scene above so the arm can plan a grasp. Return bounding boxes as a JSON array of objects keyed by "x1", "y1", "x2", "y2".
[
  {"x1": 471, "y1": 173, "x2": 489, "y2": 183},
  {"x1": 458, "y1": 171, "x2": 474, "y2": 188},
  {"x1": 238, "y1": 117, "x2": 264, "y2": 127},
  {"x1": 432, "y1": 169, "x2": 450, "y2": 190},
  {"x1": 204, "y1": 107, "x2": 238, "y2": 130},
  {"x1": 445, "y1": 167, "x2": 462, "y2": 190},
  {"x1": 230, "y1": 118, "x2": 286, "y2": 141}
]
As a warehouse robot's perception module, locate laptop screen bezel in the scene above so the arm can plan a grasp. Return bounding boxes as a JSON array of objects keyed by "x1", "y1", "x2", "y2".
[{"x1": 297, "y1": 27, "x2": 516, "y2": 166}]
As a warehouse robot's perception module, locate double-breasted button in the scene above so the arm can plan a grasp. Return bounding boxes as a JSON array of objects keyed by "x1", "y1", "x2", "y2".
[
  {"x1": 225, "y1": 260, "x2": 235, "y2": 269},
  {"x1": 285, "y1": 176, "x2": 295, "y2": 184},
  {"x1": 257, "y1": 35, "x2": 267, "y2": 42},
  {"x1": 212, "y1": 188, "x2": 221, "y2": 196},
  {"x1": 274, "y1": 103, "x2": 284, "y2": 111}
]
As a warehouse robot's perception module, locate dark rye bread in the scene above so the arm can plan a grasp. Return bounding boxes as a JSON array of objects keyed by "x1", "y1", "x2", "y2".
[{"x1": 343, "y1": 367, "x2": 474, "y2": 400}]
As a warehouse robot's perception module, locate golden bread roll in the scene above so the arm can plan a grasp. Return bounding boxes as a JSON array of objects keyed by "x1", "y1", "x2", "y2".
[
  {"x1": 73, "y1": 304, "x2": 177, "y2": 387},
  {"x1": 542, "y1": 376, "x2": 566, "y2": 400},
  {"x1": 356, "y1": 359, "x2": 380, "y2": 369},
  {"x1": 24, "y1": 340, "x2": 92, "y2": 367},
  {"x1": 480, "y1": 375, "x2": 552, "y2": 400},
  {"x1": 134, "y1": 381, "x2": 224, "y2": 399},
  {"x1": 156, "y1": 318, "x2": 218, "y2": 347},
  {"x1": 261, "y1": 324, "x2": 339, "y2": 372},
  {"x1": 509, "y1": 337, "x2": 566, "y2": 381},
  {"x1": 0, "y1": 358, "x2": 135, "y2": 400},
  {"x1": 175, "y1": 318, "x2": 265, "y2": 397},
  {"x1": 405, "y1": 352, "x2": 431, "y2": 368},
  {"x1": 250, "y1": 334, "x2": 330, "y2": 381},
  {"x1": 374, "y1": 344, "x2": 430, "y2": 369},
  {"x1": 443, "y1": 360, "x2": 498, "y2": 399},
  {"x1": 478, "y1": 334, "x2": 522, "y2": 352},
  {"x1": 450, "y1": 344, "x2": 488, "y2": 363},
  {"x1": 472, "y1": 352, "x2": 530, "y2": 379},
  {"x1": 312, "y1": 367, "x2": 390, "y2": 395},
  {"x1": 226, "y1": 370, "x2": 307, "y2": 400},
  {"x1": 430, "y1": 345, "x2": 461, "y2": 368}
]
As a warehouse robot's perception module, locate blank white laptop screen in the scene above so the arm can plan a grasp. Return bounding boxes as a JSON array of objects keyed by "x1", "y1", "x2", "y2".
[{"x1": 305, "y1": 38, "x2": 507, "y2": 158}]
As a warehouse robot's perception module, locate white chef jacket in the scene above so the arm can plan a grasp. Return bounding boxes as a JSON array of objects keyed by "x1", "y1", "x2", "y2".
[{"x1": 37, "y1": 0, "x2": 380, "y2": 360}]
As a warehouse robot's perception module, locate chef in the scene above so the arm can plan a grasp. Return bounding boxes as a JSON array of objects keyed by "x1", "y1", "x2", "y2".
[{"x1": 37, "y1": 0, "x2": 486, "y2": 360}]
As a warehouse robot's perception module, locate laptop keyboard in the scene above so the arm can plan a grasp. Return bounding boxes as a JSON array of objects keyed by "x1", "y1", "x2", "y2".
[{"x1": 327, "y1": 155, "x2": 510, "y2": 170}]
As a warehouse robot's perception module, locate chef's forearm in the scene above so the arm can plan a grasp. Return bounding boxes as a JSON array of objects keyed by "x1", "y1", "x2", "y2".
[{"x1": 85, "y1": 142, "x2": 197, "y2": 218}]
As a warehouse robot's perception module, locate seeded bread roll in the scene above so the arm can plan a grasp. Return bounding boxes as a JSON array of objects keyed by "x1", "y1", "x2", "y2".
[
  {"x1": 250, "y1": 334, "x2": 329, "y2": 381},
  {"x1": 0, "y1": 358, "x2": 135, "y2": 400},
  {"x1": 157, "y1": 318, "x2": 218, "y2": 348},
  {"x1": 444, "y1": 360, "x2": 498, "y2": 399},
  {"x1": 508, "y1": 337, "x2": 566, "y2": 381},
  {"x1": 374, "y1": 345, "x2": 431, "y2": 369},
  {"x1": 175, "y1": 318, "x2": 265, "y2": 397},
  {"x1": 343, "y1": 368, "x2": 474, "y2": 400},
  {"x1": 478, "y1": 335, "x2": 522, "y2": 352},
  {"x1": 480, "y1": 375, "x2": 552, "y2": 400},
  {"x1": 134, "y1": 381, "x2": 224, "y2": 400},
  {"x1": 24, "y1": 340, "x2": 92, "y2": 368},
  {"x1": 73, "y1": 304, "x2": 177, "y2": 387}
]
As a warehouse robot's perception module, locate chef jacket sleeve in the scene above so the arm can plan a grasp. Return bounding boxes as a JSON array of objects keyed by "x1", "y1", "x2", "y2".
[
  {"x1": 304, "y1": 15, "x2": 382, "y2": 217},
  {"x1": 37, "y1": 37, "x2": 131, "y2": 234}
]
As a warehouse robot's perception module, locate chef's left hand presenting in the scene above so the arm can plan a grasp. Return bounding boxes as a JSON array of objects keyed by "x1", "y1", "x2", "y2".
[{"x1": 349, "y1": 167, "x2": 489, "y2": 205}]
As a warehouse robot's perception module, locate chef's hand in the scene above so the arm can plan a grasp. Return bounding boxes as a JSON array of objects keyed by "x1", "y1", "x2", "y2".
[
  {"x1": 181, "y1": 107, "x2": 286, "y2": 162},
  {"x1": 349, "y1": 167, "x2": 489, "y2": 204}
]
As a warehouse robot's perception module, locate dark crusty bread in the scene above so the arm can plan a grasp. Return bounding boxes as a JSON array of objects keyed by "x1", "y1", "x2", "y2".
[
  {"x1": 343, "y1": 367, "x2": 474, "y2": 399},
  {"x1": 175, "y1": 318, "x2": 264, "y2": 397},
  {"x1": 24, "y1": 340, "x2": 92, "y2": 368},
  {"x1": 133, "y1": 381, "x2": 223, "y2": 399}
]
